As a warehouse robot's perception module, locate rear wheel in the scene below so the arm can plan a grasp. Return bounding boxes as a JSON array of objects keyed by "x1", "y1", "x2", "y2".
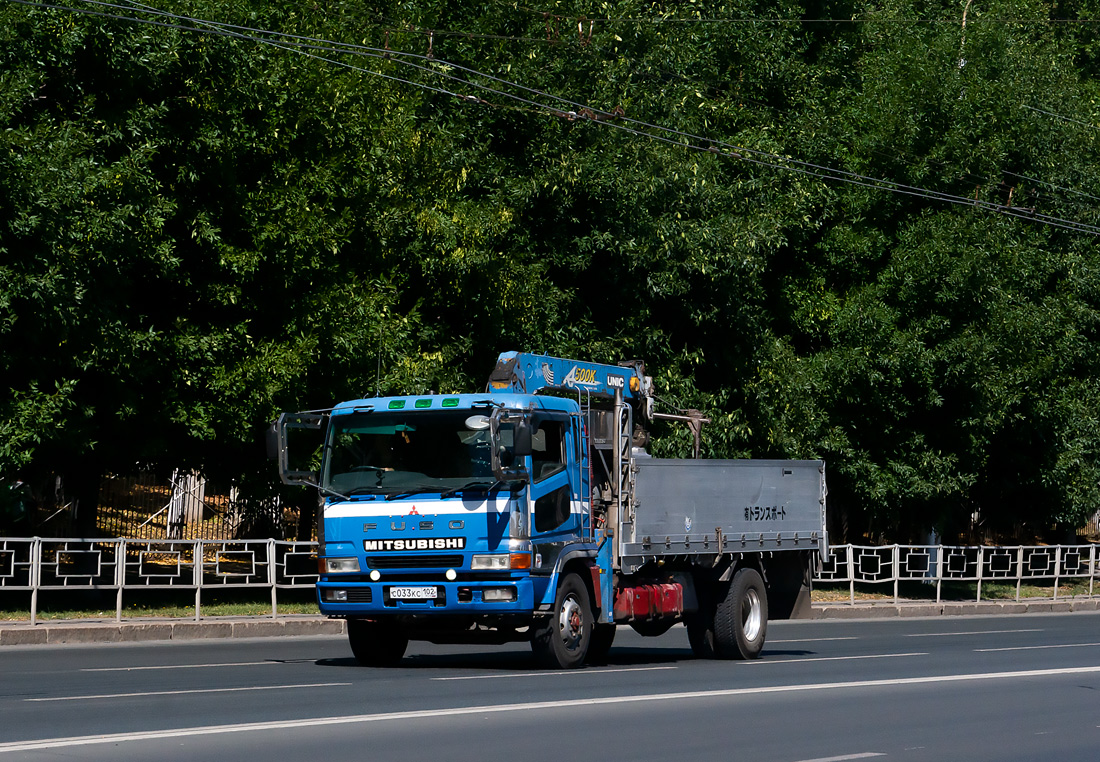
[
  {"x1": 531, "y1": 573, "x2": 592, "y2": 668},
  {"x1": 714, "y1": 567, "x2": 768, "y2": 659},
  {"x1": 347, "y1": 619, "x2": 408, "y2": 667}
]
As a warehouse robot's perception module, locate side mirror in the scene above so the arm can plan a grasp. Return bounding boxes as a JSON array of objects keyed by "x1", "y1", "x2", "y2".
[
  {"x1": 274, "y1": 412, "x2": 326, "y2": 486},
  {"x1": 489, "y1": 408, "x2": 531, "y2": 483},
  {"x1": 513, "y1": 421, "x2": 533, "y2": 457}
]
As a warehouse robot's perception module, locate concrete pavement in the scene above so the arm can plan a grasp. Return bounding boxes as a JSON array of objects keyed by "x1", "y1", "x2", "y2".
[
  {"x1": 0, "y1": 614, "x2": 346, "y2": 646},
  {"x1": 3, "y1": 597, "x2": 1098, "y2": 646}
]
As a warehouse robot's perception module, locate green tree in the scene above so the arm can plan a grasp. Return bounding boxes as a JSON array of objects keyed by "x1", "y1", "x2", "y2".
[{"x1": 1, "y1": 0, "x2": 1097, "y2": 542}]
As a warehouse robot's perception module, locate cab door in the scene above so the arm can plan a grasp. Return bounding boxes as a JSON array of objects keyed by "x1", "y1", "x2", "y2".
[{"x1": 528, "y1": 415, "x2": 576, "y2": 544}]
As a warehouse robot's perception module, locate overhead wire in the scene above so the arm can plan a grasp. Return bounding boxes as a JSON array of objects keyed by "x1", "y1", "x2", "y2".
[
  {"x1": 5, "y1": 0, "x2": 1100, "y2": 235},
  {"x1": 320, "y1": 5, "x2": 1100, "y2": 224},
  {"x1": 489, "y1": 3, "x2": 1100, "y2": 26},
  {"x1": 487, "y1": 0, "x2": 1100, "y2": 213},
  {"x1": 480, "y1": 3, "x2": 1100, "y2": 219}
]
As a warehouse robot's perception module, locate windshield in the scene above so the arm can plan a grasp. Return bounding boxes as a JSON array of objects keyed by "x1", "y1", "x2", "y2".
[{"x1": 322, "y1": 410, "x2": 518, "y2": 497}]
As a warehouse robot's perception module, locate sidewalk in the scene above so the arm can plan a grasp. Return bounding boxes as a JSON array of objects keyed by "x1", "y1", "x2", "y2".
[
  {"x1": 812, "y1": 597, "x2": 1100, "y2": 619},
  {"x1": 0, "y1": 615, "x2": 345, "y2": 646},
  {"x1": 2, "y1": 598, "x2": 1098, "y2": 647}
]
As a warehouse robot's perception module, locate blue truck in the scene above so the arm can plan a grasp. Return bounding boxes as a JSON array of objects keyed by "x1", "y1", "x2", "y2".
[{"x1": 273, "y1": 352, "x2": 828, "y2": 668}]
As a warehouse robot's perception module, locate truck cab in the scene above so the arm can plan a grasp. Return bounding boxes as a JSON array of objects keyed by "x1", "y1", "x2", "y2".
[{"x1": 281, "y1": 391, "x2": 599, "y2": 666}]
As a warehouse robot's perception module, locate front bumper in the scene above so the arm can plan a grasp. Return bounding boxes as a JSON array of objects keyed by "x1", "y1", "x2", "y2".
[{"x1": 316, "y1": 575, "x2": 535, "y2": 616}]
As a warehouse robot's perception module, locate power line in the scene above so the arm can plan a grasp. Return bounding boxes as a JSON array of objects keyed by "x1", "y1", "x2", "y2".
[
  {"x1": 6, "y1": 0, "x2": 1100, "y2": 235},
  {"x1": 493, "y1": 3, "x2": 1100, "y2": 25},
  {"x1": 357, "y1": 6, "x2": 1100, "y2": 219},
  {"x1": 1022, "y1": 104, "x2": 1099, "y2": 130}
]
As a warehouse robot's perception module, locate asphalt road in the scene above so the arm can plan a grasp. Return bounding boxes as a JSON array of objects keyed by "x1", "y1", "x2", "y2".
[{"x1": 2, "y1": 611, "x2": 1099, "y2": 761}]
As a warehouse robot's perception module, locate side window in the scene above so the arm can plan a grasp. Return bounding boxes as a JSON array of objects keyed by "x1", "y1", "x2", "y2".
[
  {"x1": 535, "y1": 484, "x2": 570, "y2": 533},
  {"x1": 532, "y1": 419, "x2": 566, "y2": 482}
]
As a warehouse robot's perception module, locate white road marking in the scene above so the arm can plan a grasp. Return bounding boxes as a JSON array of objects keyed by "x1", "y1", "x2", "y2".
[
  {"x1": 25, "y1": 682, "x2": 350, "y2": 702},
  {"x1": 81, "y1": 661, "x2": 276, "y2": 672},
  {"x1": 745, "y1": 653, "x2": 928, "y2": 665},
  {"x1": 769, "y1": 637, "x2": 859, "y2": 644},
  {"x1": 905, "y1": 629, "x2": 1043, "y2": 638},
  {"x1": 7, "y1": 665, "x2": 1100, "y2": 752},
  {"x1": 432, "y1": 666, "x2": 676, "y2": 681},
  {"x1": 793, "y1": 754, "x2": 885, "y2": 762},
  {"x1": 974, "y1": 642, "x2": 1100, "y2": 653}
]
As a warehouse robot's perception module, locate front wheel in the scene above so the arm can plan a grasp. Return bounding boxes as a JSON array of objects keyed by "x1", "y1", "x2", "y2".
[
  {"x1": 347, "y1": 619, "x2": 408, "y2": 667},
  {"x1": 531, "y1": 573, "x2": 592, "y2": 668},
  {"x1": 714, "y1": 567, "x2": 768, "y2": 659}
]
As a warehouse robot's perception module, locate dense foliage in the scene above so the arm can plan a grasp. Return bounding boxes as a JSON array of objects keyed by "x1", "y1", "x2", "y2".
[{"x1": 1, "y1": 0, "x2": 1098, "y2": 540}]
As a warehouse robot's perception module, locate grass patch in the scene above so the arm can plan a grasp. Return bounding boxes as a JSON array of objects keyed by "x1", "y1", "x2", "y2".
[
  {"x1": 0, "y1": 588, "x2": 319, "y2": 622},
  {"x1": 813, "y1": 578, "x2": 1095, "y2": 603},
  {"x1": 3, "y1": 579, "x2": 1096, "y2": 621}
]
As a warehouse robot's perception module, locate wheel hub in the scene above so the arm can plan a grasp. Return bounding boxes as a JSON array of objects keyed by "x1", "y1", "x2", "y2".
[
  {"x1": 558, "y1": 595, "x2": 583, "y2": 650},
  {"x1": 741, "y1": 588, "x2": 762, "y2": 642}
]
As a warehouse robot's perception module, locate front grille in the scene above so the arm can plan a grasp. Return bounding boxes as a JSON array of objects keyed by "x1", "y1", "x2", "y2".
[
  {"x1": 366, "y1": 554, "x2": 464, "y2": 570},
  {"x1": 347, "y1": 588, "x2": 372, "y2": 603}
]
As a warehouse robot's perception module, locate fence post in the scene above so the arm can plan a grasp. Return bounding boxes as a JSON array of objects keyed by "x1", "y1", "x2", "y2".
[
  {"x1": 1091, "y1": 545, "x2": 1096, "y2": 599},
  {"x1": 116, "y1": 538, "x2": 126, "y2": 623},
  {"x1": 30, "y1": 537, "x2": 40, "y2": 626},
  {"x1": 936, "y1": 544, "x2": 942, "y2": 603},
  {"x1": 848, "y1": 544, "x2": 855, "y2": 604},
  {"x1": 269, "y1": 539, "x2": 277, "y2": 619},
  {"x1": 976, "y1": 546, "x2": 984, "y2": 603},
  {"x1": 893, "y1": 545, "x2": 899, "y2": 604},
  {"x1": 1053, "y1": 546, "x2": 1061, "y2": 601},
  {"x1": 194, "y1": 539, "x2": 202, "y2": 621},
  {"x1": 1015, "y1": 546, "x2": 1023, "y2": 602}
]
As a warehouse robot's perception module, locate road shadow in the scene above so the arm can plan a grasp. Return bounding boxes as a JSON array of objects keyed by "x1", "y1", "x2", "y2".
[
  {"x1": 312, "y1": 644, "x2": 812, "y2": 671},
  {"x1": 314, "y1": 641, "x2": 700, "y2": 671}
]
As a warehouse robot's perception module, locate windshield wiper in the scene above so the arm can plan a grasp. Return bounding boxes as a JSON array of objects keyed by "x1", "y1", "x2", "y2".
[
  {"x1": 440, "y1": 480, "x2": 514, "y2": 499},
  {"x1": 384, "y1": 486, "x2": 439, "y2": 500},
  {"x1": 344, "y1": 487, "x2": 384, "y2": 498}
]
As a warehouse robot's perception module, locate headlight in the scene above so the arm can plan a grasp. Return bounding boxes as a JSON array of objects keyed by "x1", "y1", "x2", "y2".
[
  {"x1": 471, "y1": 553, "x2": 531, "y2": 571},
  {"x1": 471, "y1": 554, "x2": 509, "y2": 571},
  {"x1": 324, "y1": 557, "x2": 361, "y2": 573}
]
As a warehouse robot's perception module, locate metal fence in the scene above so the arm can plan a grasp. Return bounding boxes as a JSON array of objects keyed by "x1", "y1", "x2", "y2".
[
  {"x1": 2, "y1": 539, "x2": 1098, "y2": 623},
  {"x1": 816, "y1": 544, "x2": 1098, "y2": 603},
  {"x1": 1, "y1": 537, "x2": 318, "y2": 624}
]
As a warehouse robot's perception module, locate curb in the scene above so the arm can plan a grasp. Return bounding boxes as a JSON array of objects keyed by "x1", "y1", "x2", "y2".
[
  {"x1": 2, "y1": 599, "x2": 1098, "y2": 646},
  {"x1": 812, "y1": 598, "x2": 1100, "y2": 619},
  {"x1": 0, "y1": 617, "x2": 346, "y2": 647}
]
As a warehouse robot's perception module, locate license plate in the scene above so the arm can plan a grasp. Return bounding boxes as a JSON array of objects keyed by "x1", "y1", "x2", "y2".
[{"x1": 389, "y1": 586, "x2": 438, "y2": 600}]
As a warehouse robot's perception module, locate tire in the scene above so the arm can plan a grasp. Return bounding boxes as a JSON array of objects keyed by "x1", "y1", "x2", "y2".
[
  {"x1": 586, "y1": 623, "x2": 617, "y2": 664},
  {"x1": 531, "y1": 573, "x2": 592, "y2": 668},
  {"x1": 347, "y1": 618, "x2": 409, "y2": 667},
  {"x1": 714, "y1": 567, "x2": 768, "y2": 659}
]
